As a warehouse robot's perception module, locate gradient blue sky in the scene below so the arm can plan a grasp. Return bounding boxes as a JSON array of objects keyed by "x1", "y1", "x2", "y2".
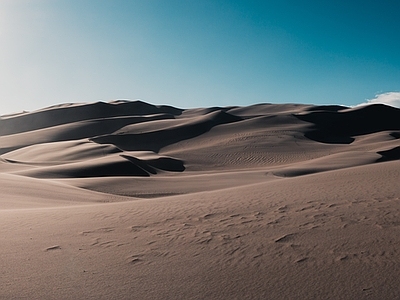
[{"x1": 1, "y1": 0, "x2": 399, "y2": 114}]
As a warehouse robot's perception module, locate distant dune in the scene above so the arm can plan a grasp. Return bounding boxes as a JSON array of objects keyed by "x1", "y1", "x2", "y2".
[{"x1": 0, "y1": 101, "x2": 399, "y2": 299}]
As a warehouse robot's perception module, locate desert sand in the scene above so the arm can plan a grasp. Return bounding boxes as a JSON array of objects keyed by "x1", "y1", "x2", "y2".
[{"x1": 0, "y1": 100, "x2": 399, "y2": 299}]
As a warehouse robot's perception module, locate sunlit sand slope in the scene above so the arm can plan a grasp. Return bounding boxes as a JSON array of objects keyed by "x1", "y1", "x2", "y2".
[{"x1": 0, "y1": 101, "x2": 399, "y2": 299}]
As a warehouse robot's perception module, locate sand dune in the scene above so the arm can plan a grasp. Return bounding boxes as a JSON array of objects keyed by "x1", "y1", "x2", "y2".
[
  {"x1": 0, "y1": 100, "x2": 399, "y2": 299},
  {"x1": 295, "y1": 104, "x2": 400, "y2": 144}
]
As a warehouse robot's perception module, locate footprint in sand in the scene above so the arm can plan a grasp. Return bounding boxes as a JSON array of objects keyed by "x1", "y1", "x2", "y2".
[
  {"x1": 274, "y1": 233, "x2": 296, "y2": 243},
  {"x1": 45, "y1": 245, "x2": 61, "y2": 251}
]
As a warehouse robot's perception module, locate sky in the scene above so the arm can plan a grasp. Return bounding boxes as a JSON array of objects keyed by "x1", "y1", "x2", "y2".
[{"x1": 0, "y1": 0, "x2": 399, "y2": 115}]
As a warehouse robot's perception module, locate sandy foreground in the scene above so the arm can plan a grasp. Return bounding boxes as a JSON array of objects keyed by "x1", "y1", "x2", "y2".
[{"x1": 0, "y1": 101, "x2": 399, "y2": 299}]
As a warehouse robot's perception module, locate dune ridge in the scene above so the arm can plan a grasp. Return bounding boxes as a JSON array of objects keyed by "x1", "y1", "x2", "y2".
[{"x1": 0, "y1": 100, "x2": 399, "y2": 299}]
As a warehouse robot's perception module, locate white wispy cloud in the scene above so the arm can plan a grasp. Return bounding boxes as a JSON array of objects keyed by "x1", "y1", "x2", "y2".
[{"x1": 358, "y1": 92, "x2": 400, "y2": 108}]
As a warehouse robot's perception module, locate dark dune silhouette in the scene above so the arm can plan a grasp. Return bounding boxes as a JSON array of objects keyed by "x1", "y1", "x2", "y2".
[
  {"x1": 0, "y1": 100, "x2": 182, "y2": 136},
  {"x1": 377, "y1": 146, "x2": 400, "y2": 162},
  {"x1": 295, "y1": 104, "x2": 400, "y2": 144}
]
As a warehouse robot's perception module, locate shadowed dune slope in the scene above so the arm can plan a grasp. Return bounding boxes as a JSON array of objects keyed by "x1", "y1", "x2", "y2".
[
  {"x1": 91, "y1": 110, "x2": 242, "y2": 152},
  {"x1": 0, "y1": 114, "x2": 176, "y2": 155},
  {"x1": 295, "y1": 104, "x2": 400, "y2": 144},
  {"x1": 0, "y1": 100, "x2": 182, "y2": 136},
  {"x1": 0, "y1": 101, "x2": 399, "y2": 179}
]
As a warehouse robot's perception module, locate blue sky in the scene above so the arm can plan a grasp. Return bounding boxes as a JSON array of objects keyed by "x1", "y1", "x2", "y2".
[{"x1": 1, "y1": 0, "x2": 399, "y2": 114}]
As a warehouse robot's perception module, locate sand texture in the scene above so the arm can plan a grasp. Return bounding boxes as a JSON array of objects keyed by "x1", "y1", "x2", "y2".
[{"x1": 1, "y1": 100, "x2": 399, "y2": 299}]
